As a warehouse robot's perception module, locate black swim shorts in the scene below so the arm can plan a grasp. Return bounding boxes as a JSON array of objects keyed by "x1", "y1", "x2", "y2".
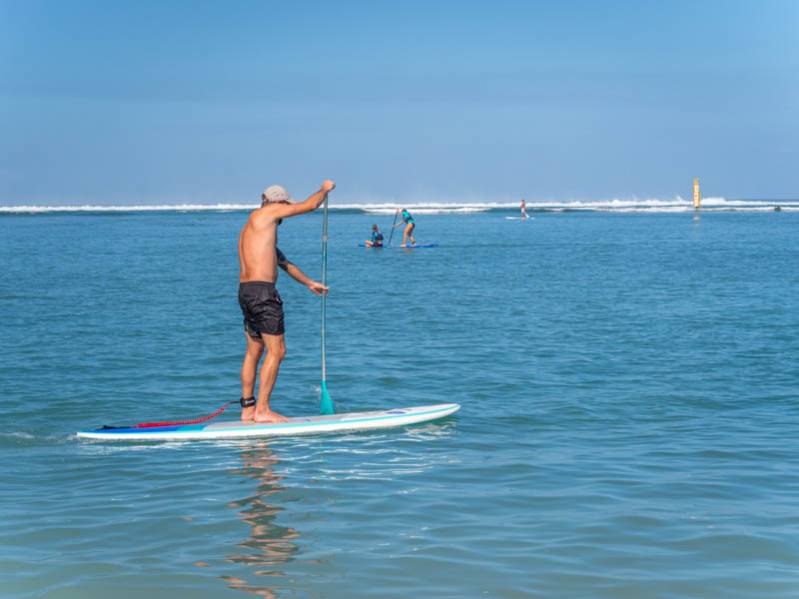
[{"x1": 238, "y1": 281, "x2": 285, "y2": 338}]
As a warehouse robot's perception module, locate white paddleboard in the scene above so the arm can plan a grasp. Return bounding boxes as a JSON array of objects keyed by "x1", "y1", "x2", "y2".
[{"x1": 77, "y1": 403, "x2": 460, "y2": 441}]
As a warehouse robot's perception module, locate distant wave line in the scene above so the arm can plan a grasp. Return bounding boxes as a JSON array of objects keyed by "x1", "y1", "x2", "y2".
[{"x1": 1, "y1": 197, "x2": 798, "y2": 215}]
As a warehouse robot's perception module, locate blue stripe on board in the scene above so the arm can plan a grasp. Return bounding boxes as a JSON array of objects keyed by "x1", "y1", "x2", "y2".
[
  {"x1": 83, "y1": 405, "x2": 457, "y2": 436},
  {"x1": 88, "y1": 424, "x2": 207, "y2": 434}
]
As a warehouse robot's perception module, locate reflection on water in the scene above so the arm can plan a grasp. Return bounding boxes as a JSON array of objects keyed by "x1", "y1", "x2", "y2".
[
  {"x1": 204, "y1": 424, "x2": 457, "y2": 597},
  {"x1": 222, "y1": 442, "x2": 299, "y2": 598}
]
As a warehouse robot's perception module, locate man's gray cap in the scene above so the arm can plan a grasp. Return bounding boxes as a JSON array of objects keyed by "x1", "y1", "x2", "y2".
[{"x1": 262, "y1": 185, "x2": 292, "y2": 203}]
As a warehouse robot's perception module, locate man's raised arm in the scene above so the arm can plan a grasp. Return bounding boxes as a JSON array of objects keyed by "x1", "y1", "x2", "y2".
[{"x1": 272, "y1": 180, "x2": 336, "y2": 219}]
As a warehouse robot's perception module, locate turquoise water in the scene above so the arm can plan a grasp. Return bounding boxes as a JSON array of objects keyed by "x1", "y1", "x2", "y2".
[{"x1": 2, "y1": 209, "x2": 798, "y2": 598}]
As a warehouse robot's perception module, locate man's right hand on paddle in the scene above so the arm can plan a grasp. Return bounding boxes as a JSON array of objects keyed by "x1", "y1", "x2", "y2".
[
  {"x1": 307, "y1": 280, "x2": 329, "y2": 296},
  {"x1": 322, "y1": 180, "x2": 336, "y2": 193}
]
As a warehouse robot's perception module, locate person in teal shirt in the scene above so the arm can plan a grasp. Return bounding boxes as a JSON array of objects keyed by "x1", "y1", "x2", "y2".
[
  {"x1": 393, "y1": 208, "x2": 417, "y2": 247},
  {"x1": 364, "y1": 224, "x2": 384, "y2": 247}
]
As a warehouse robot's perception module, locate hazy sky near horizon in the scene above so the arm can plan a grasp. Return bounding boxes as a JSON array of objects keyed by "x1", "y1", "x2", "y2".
[{"x1": 1, "y1": 0, "x2": 797, "y2": 205}]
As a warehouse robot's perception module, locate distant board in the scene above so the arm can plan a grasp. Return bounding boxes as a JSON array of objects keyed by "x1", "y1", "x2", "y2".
[
  {"x1": 357, "y1": 243, "x2": 439, "y2": 249},
  {"x1": 77, "y1": 403, "x2": 460, "y2": 441}
]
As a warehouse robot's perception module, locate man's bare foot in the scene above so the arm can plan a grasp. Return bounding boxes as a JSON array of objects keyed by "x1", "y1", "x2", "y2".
[
  {"x1": 240, "y1": 406, "x2": 255, "y2": 422},
  {"x1": 254, "y1": 410, "x2": 289, "y2": 423}
]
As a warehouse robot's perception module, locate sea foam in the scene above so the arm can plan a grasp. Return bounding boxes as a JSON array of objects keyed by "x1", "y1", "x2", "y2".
[{"x1": 1, "y1": 197, "x2": 797, "y2": 214}]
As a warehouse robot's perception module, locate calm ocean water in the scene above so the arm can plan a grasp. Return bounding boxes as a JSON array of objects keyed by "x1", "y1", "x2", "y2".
[{"x1": 1, "y1": 208, "x2": 798, "y2": 598}]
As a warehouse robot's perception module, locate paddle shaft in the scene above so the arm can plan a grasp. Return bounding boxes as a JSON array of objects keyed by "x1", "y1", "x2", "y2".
[
  {"x1": 387, "y1": 209, "x2": 399, "y2": 247},
  {"x1": 318, "y1": 193, "x2": 336, "y2": 413},
  {"x1": 321, "y1": 195, "x2": 329, "y2": 382}
]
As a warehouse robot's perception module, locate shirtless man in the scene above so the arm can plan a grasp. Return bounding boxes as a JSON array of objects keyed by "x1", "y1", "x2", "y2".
[{"x1": 238, "y1": 180, "x2": 335, "y2": 423}]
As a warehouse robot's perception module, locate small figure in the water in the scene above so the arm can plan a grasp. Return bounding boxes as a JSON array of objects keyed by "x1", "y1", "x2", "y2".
[
  {"x1": 364, "y1": 224, "x2": 384, "y2": 247},
  {"x1": 520, "y1": 199, "x2": 528, "y2": 220},
  {"x1": 393, "y1": 208, "x2": 417, "y2": 247}
]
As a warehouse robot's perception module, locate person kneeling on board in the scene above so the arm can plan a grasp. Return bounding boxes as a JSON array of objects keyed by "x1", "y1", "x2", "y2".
[
  {"x1": 364, "y1": 224, "x2": 384, "y2": 247},
  {"x1": 238, "y1": 181, "x2": 335, "y2": 423}
]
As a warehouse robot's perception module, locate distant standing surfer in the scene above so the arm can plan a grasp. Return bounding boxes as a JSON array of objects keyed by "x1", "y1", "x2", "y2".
[
  {"x1": 520, "y1": 199, "x2": 528, "y2": 220},
  {"x1": 237, "y1": 181, "x2": 335, "y2": 423},
  {"x1": 393, "y1": 208, "x2": 416, "y2": 247},
  {"x1": 364, "y1": 224, "x2": 384, "y2": 247}
]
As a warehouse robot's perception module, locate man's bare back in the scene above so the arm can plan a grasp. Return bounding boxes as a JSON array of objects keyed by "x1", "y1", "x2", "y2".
[{"x1": 239, "y1": 207, "x2": 281, "y2": 283}]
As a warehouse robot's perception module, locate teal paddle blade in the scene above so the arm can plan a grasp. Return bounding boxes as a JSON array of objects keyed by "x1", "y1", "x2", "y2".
[{"x1": 320, "y1": 380, "x2": 334, "y2": 415}]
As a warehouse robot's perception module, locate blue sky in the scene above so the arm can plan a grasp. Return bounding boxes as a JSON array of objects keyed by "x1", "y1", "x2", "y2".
[{"x1": 1, "y1": 0, "x2": 797, "y2": 204}]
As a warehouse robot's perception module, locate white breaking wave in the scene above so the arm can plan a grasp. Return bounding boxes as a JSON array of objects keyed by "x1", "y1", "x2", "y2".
[
  {"x1": 358, "y1": 206, "x2": 493, "y2": 215},
  {"x1": 1, "y1": 197, "x2": 797, "y2": 214}
]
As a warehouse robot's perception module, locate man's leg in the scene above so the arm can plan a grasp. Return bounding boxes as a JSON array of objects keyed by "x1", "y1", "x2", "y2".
[
  {"x1": 402, "y1": 224, "x2": 409, "y2": 247},
  {"x1": 240, "y1": 333, "x2": 264, "y2": 421},
  {"x1": 409, "y1": 224, "x2": 416, "y2": 245},
  {"x1": 254, "y1": 333, "x2": 288, "y2": 423}
]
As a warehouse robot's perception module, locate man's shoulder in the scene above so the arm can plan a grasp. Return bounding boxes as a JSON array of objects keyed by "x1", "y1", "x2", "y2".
[{"x1": 249, "y1": 206, "x2": 278, "y2": 226}]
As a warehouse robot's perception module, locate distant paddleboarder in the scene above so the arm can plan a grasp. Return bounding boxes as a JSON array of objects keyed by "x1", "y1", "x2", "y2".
[
  {"x1": 520, "y1": 199, "x2": 528, "y2": 220},
  {"x1": 364, "y1": 224, "x2": 384, "y2": 247},
  {"x1": 393, "y1": 208, "x2": 417, "y2": 247},
  {"x1": 238, "y1": 181, "x2": 335, "y2": 423}
]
